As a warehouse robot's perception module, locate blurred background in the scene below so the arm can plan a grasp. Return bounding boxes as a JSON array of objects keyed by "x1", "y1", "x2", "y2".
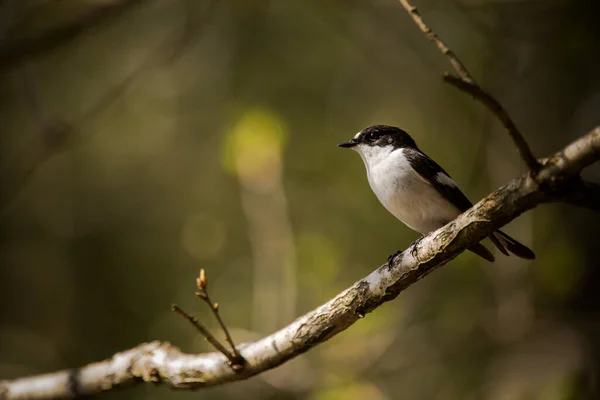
[{"x1": 1, "y1": 0, "x2": 600, "y2": 399}]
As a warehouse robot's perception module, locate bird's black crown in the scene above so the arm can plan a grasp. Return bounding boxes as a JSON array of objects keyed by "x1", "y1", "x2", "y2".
[{"x1": 355, "y1": 125, "x2": 417, "y2": 149}]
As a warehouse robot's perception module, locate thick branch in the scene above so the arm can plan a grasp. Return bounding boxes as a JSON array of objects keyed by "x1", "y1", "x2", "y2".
[
  {"x1": 1, "y1": 127, "x2": 598, "y2": 400},
  {"x1": 397, "y1": 0, "x2": 540, "y2": 172}
]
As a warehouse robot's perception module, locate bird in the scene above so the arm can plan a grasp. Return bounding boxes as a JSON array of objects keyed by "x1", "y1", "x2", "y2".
[{"x1": 338, "y1": 125, "x2": 535, "y2": 262}]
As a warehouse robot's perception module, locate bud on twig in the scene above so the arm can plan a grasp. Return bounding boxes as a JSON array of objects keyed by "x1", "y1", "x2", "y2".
[
  {"x1": 174, "y1": 268, "x2": 245, "y2": 371},
  {"x1": 197, "y1": 268, "x2": 208, "y2": 289}
]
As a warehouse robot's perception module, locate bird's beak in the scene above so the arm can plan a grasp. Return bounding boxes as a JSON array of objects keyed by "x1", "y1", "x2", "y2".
[{"x1": 337, "y1": 139, "x2": 357, "y2": 148}]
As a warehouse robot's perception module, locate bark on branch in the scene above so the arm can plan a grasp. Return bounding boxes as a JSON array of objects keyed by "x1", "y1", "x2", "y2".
[{"x1": 1, "y1": 127, "x2": 599, "y2": 400}]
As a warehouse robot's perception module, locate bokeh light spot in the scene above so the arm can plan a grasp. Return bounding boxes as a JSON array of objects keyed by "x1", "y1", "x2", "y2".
[{"x1": 221, "y1": 107, "x2": 287, "y2": 191}]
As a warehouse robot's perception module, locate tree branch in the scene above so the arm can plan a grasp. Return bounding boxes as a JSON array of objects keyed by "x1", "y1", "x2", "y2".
[
  {"x1": 1, "y1": 126, "x2": 598, "y2": 400},
  {"x1": 2, "y1": 1, "x2": 598, "y2": 398},
  {"x1": 397, "y1": 0, "x2": 474, "y2": 83},
  {"x1": 397, "y1": 0, "x2": 540, "y2": 172}
]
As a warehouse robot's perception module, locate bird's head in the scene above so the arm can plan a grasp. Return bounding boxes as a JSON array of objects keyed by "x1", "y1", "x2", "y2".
[{"x1": 338, "y1": 125, "x2": 417, "y2": 165}]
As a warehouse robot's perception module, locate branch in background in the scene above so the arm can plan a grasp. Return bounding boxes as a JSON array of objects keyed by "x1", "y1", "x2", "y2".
[
  {"x1": 75, "y1": 0, "x2": 218, "y2": 125},
  {"x1": 0, "y1": 66, "x2": 75, "y2": 215},
  {"x1": 397, "y1": 0, "x2": 540, "y2": 173},
  {"x1": 1, "y1": 126, "x2": 598, "y2": 400},
  {"x1": 16, "y1": 67, "x2": 44, "y2": 126},
  {"x1": 0, "y1": 0, "x2": 146, "y2": 71},
  {"x1": 172, "y1": 269, "x2": 245, "y2": 370},
  {"x1": 1, "y1": 0, "x2": 219, "y2": 215}
]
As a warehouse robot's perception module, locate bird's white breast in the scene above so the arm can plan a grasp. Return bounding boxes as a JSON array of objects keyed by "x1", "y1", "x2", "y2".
[{"x1": 358, "y1": 146, "x2": 461, "y2": 234}]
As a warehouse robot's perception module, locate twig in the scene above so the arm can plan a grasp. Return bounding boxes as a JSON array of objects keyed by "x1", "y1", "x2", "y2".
[
  {"x1": 398, "y1": 0, "x2": 474, "y2": 83},
  {"x1": 443, "y1": 73, "x2": 540, "y2": 171},
  {"x1": 397, "y1": 0, "x2": 541, "y2": 173},
  {"x1": 170, "y1": 305, "x2": 239, "y2": 366},
  {"x1": 1, "y1": 127, "x2": 599, "y2": 399},
  {"x1": 195, "y1": 269, "x2": 243, "y2": 361},
  {"x1": 172, "y1": 269, "x2": 244, "y2": 370}
]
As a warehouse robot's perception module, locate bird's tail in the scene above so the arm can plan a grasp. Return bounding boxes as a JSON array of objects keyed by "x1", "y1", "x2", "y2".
[
  {"x1": 490, "y1": 230, "x2": 536, "y2": 260},
  {"x1": 468, "y1": 243, "x2": 495, "y2": 262}
]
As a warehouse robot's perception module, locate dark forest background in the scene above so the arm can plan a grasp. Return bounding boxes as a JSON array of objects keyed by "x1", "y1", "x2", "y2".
[{"x1": 1, "y1": 0, "x2": 600, "y2": 399}]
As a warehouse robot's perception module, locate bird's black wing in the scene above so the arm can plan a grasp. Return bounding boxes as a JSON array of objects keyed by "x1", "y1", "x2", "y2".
[{"x1": 403, "y1": 148, "x2": 473, "y2": 212}]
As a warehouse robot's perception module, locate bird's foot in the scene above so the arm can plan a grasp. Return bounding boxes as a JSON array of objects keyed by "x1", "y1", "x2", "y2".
[
  {"x1": 411, "y1": 235, "x2": 425, "y2": 247},
  {"x1": 387, "y1": 250, "x2": 402, "y2": 266},
  {"x1": 410, "y1": 236, "x2": 425, "y2": 258}
]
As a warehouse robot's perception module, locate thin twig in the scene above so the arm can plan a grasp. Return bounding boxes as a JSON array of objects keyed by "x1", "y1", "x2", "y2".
[
  {"x1": 443, "y1": 73, "x2": 540, "y2": 171},
  {"x1": 195, "y1": 269, "x2": 242, "y2": 360},
  {"x1": 172, "y1": 269, "x2": 244, "y2": 371},
  {"x1": 397, "y1": 0, "x2": 540, "y2": 173},
  {"x1": 398, "y1": 0, "x2": 474, "y2": 83},
  {"x1": 171, "y1": 304, "x2": 239, "y2": 365}
]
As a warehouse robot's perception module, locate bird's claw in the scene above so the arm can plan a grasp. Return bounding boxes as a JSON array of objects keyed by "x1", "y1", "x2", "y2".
[{"x1": 410, "y1": 236, "x2": 425, "y2": 258}]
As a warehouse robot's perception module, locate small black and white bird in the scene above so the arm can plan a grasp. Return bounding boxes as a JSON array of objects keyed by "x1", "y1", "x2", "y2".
[{"x1": 338, "y1": 125, "x2": 535, "y2": 262}]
